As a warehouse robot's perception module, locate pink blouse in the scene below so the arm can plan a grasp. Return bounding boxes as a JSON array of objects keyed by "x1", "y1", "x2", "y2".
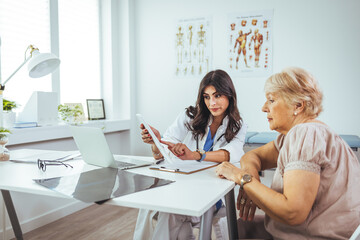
[{"x1": 265, "y1": 122, "x2": 360, "y2": 239}]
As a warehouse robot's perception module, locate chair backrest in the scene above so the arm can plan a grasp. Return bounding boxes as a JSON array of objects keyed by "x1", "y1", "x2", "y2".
[{"x1": 350, "y1": 224, "x2": 360, "y2": 240}]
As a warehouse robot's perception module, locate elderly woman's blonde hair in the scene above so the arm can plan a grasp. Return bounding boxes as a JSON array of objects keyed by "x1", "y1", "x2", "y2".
[{"x1": 264, "y1": 67, "x2": 323, "y2": 117}]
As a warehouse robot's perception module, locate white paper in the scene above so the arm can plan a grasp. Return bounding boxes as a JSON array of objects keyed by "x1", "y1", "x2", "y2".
[{"x1": 10, "y1": 150, "x2": 81, "y2": 163}]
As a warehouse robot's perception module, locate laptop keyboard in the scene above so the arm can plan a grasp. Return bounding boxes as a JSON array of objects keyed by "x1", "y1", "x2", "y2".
[{"x1": 115, "y1": 161, "x2": 136, "y2": 168}]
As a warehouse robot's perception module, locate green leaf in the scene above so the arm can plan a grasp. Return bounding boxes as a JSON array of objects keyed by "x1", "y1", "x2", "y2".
[
  {"x1": 3, "y1": 98, "x2": 18, "y2": 111},
  {"x1": 0, "y1": 127, "x2": 11, "y2": 133}
]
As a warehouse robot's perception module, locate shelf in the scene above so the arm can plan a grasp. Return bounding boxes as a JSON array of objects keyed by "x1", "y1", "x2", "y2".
[{"x1": 8, "y1": 119, "x2": 131, "y2": 146}]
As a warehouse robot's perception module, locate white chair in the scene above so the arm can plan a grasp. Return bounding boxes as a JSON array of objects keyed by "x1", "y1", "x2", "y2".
[{"x1": 350, "y1": 224, "x2": 360, "y2": 240}]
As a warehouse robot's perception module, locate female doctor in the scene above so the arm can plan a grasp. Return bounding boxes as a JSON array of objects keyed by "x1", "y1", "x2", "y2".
[{"x1": 134, "y1": 69, "x2": 247, "y2": 240}]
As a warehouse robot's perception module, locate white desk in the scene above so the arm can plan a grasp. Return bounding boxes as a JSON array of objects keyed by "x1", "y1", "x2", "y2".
[{"x1": 0, "y1": 149, "x2": 238, "y2": 240}]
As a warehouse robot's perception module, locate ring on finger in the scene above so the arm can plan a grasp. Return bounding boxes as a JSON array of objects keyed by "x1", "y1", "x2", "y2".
[{"x1": 240, "y1": 198, "x2": 246, "y2": 205}]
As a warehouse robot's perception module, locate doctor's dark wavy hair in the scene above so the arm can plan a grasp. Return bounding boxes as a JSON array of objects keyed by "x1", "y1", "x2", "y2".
[{"x1": 185, "y1": 69, "x2": 242, "y2": 143}]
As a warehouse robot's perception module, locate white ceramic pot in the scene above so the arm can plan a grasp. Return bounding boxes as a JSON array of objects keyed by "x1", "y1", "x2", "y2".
[{"x1": 3, "y1": 111, "x2": 16, "y2": 129}]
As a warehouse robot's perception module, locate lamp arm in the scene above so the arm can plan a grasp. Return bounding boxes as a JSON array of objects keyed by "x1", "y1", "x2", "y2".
[{"x1": 2, "y1": 56, "x2": 31, "y2": 87}]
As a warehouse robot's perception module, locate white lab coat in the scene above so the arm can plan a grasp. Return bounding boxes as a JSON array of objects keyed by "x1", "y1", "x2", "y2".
[
  {"x1": 133, "y1": 110, "x2": 247, "y2": 240},
  {"x1": 162, "y1": 110, "x2": 247, "y2": 163}
]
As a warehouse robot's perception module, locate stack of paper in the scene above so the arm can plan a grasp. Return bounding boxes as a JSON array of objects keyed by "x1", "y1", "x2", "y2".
[
  {"x1": 10, "y1": 151, "x2": 81, "y2": 163},
  {"x1": 13, "y1": 122, "x2": 38, "y2": 128}
]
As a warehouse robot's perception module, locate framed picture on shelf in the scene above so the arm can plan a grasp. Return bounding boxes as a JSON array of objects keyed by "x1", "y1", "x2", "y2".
[{"x1": 86, "y1": 99, "x2": 106, "y2": 120}]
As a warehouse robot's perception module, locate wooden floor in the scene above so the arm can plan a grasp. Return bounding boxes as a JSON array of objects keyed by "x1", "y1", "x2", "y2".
[
  {"x1": 14, "y1": 204, "x2": 218, "y2": 240},
  {"x1": 16, "y1": 204, "x2": 139, "y2": 240}
]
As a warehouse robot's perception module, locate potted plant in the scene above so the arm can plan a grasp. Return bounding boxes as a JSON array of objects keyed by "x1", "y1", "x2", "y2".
[
  {"x1": 3, "y1": 99, "x2": 18, "y2": 111},
  {"x1": 2, "y1": 98, "x2": 18, "y2": 128},
  {"x1": 58, "y1": 104, "x2": 84, "y2": 125},
  {"x1": 0, "y1": 127, "x2": 11, "y2": 161}
]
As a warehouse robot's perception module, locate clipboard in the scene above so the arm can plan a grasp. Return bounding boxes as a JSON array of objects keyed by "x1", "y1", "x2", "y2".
[{"x1": 150, "y1": 161, "x2": 219, "y2": 174}]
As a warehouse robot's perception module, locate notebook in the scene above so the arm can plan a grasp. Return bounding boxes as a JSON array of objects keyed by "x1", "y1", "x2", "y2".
[
  {"x1": 70, "y1": 126, "x2": 153, "y2": 169},
  {"x1": 136, "y1": 113, "x2": 175, "y2": 163}
]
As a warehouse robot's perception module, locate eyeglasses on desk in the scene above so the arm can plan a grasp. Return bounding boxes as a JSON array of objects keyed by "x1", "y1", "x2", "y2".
[{"x1": 37, "y1": 159, "x2": 73, "y2": 172}]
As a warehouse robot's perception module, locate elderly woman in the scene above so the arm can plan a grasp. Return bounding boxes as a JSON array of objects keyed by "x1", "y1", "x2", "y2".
[{"x1": 216, "y1": 67, "x2": 360, "y2": 239}]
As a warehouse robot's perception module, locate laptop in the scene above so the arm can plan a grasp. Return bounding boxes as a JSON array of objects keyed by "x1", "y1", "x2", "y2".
[
  {"x1": 136, "y1": 114, "x2": 177, "y2": 163},
  {"x1": 70, "y1": 126, "x2": 153, "y2": 169}
]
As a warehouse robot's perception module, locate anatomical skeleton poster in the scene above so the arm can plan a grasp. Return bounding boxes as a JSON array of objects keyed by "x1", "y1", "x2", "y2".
[
  {"x1": 228, "y1": 10, "x2": 273, "y2": 77},
  {"x1": 175, "y1": 17, "x2": 212, "y2": 77}
]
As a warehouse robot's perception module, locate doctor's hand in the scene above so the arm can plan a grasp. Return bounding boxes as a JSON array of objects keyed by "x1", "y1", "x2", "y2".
[
  {"x1": 140, "y1": 123, "x2": 161, "y2": 144},
  {"x1": 161, "y1": 141, "x2": 199, "y2": 160}
]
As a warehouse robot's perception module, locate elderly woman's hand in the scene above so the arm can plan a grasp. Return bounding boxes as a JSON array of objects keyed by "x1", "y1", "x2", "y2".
[
  {"x1": 216, "y1": 162, "x2": 258, "y2": 221},
  {"x1": 215, "y1": 162, "x2": 243, "y2": 183},
  {"x1": 237, "y1": 188, "x2": 257, "y2": 221}
]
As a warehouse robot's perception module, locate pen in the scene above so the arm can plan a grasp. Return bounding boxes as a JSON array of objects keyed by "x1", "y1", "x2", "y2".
[
  {"x1": 160, "y1": 166, "x2": 179, "y2": 172},
  {"x1": 155, "y1": 158, "x2": 165, "y2": 165}
]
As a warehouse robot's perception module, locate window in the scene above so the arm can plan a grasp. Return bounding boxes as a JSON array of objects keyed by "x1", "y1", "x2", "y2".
[
  {"x1": 58, "y1": 0, "x2": 100, "y2": 106},
  {"x1": 0, "y1": 0, "x2": 101, "y2": 113},
  {"x1": 0, "y1": 0, "x2": 52, "y2": 112}
]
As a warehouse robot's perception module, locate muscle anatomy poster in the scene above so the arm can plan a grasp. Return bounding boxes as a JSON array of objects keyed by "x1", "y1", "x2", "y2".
[
  {"x1": 228, "y1": 10, "x2": 273, "y2": 77},
  {"x1": 175, "y1": 17, "x2": 212, "y2": 77}
]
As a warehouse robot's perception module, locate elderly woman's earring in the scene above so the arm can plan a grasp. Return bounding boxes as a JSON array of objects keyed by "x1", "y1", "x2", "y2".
[{"x1": 294, "y1": 112, "x2": 297, "y2": 116}]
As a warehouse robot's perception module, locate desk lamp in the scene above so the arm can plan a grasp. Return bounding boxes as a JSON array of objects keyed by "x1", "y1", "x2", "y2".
[{"x1": 0, "y1": 36, "x2": 61, "y2": 127}]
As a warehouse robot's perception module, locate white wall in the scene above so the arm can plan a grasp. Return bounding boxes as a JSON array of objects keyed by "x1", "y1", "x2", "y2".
[{"x1": 131, "y1": 0, "x2": 360, "y2": 156}]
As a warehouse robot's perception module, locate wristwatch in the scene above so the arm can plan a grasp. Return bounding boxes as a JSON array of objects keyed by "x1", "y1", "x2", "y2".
[
  {"x1": 240, "y1": 174, "x2": 252, "y2": 190},
  {"x1": 196, "y1": 149, "x2": 206, "y2": 162}
]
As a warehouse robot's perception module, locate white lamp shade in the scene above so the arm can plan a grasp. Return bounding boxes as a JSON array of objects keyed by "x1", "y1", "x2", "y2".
[{"x1": 27, "y1": 50, "x2": 60, "y2": 78}]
